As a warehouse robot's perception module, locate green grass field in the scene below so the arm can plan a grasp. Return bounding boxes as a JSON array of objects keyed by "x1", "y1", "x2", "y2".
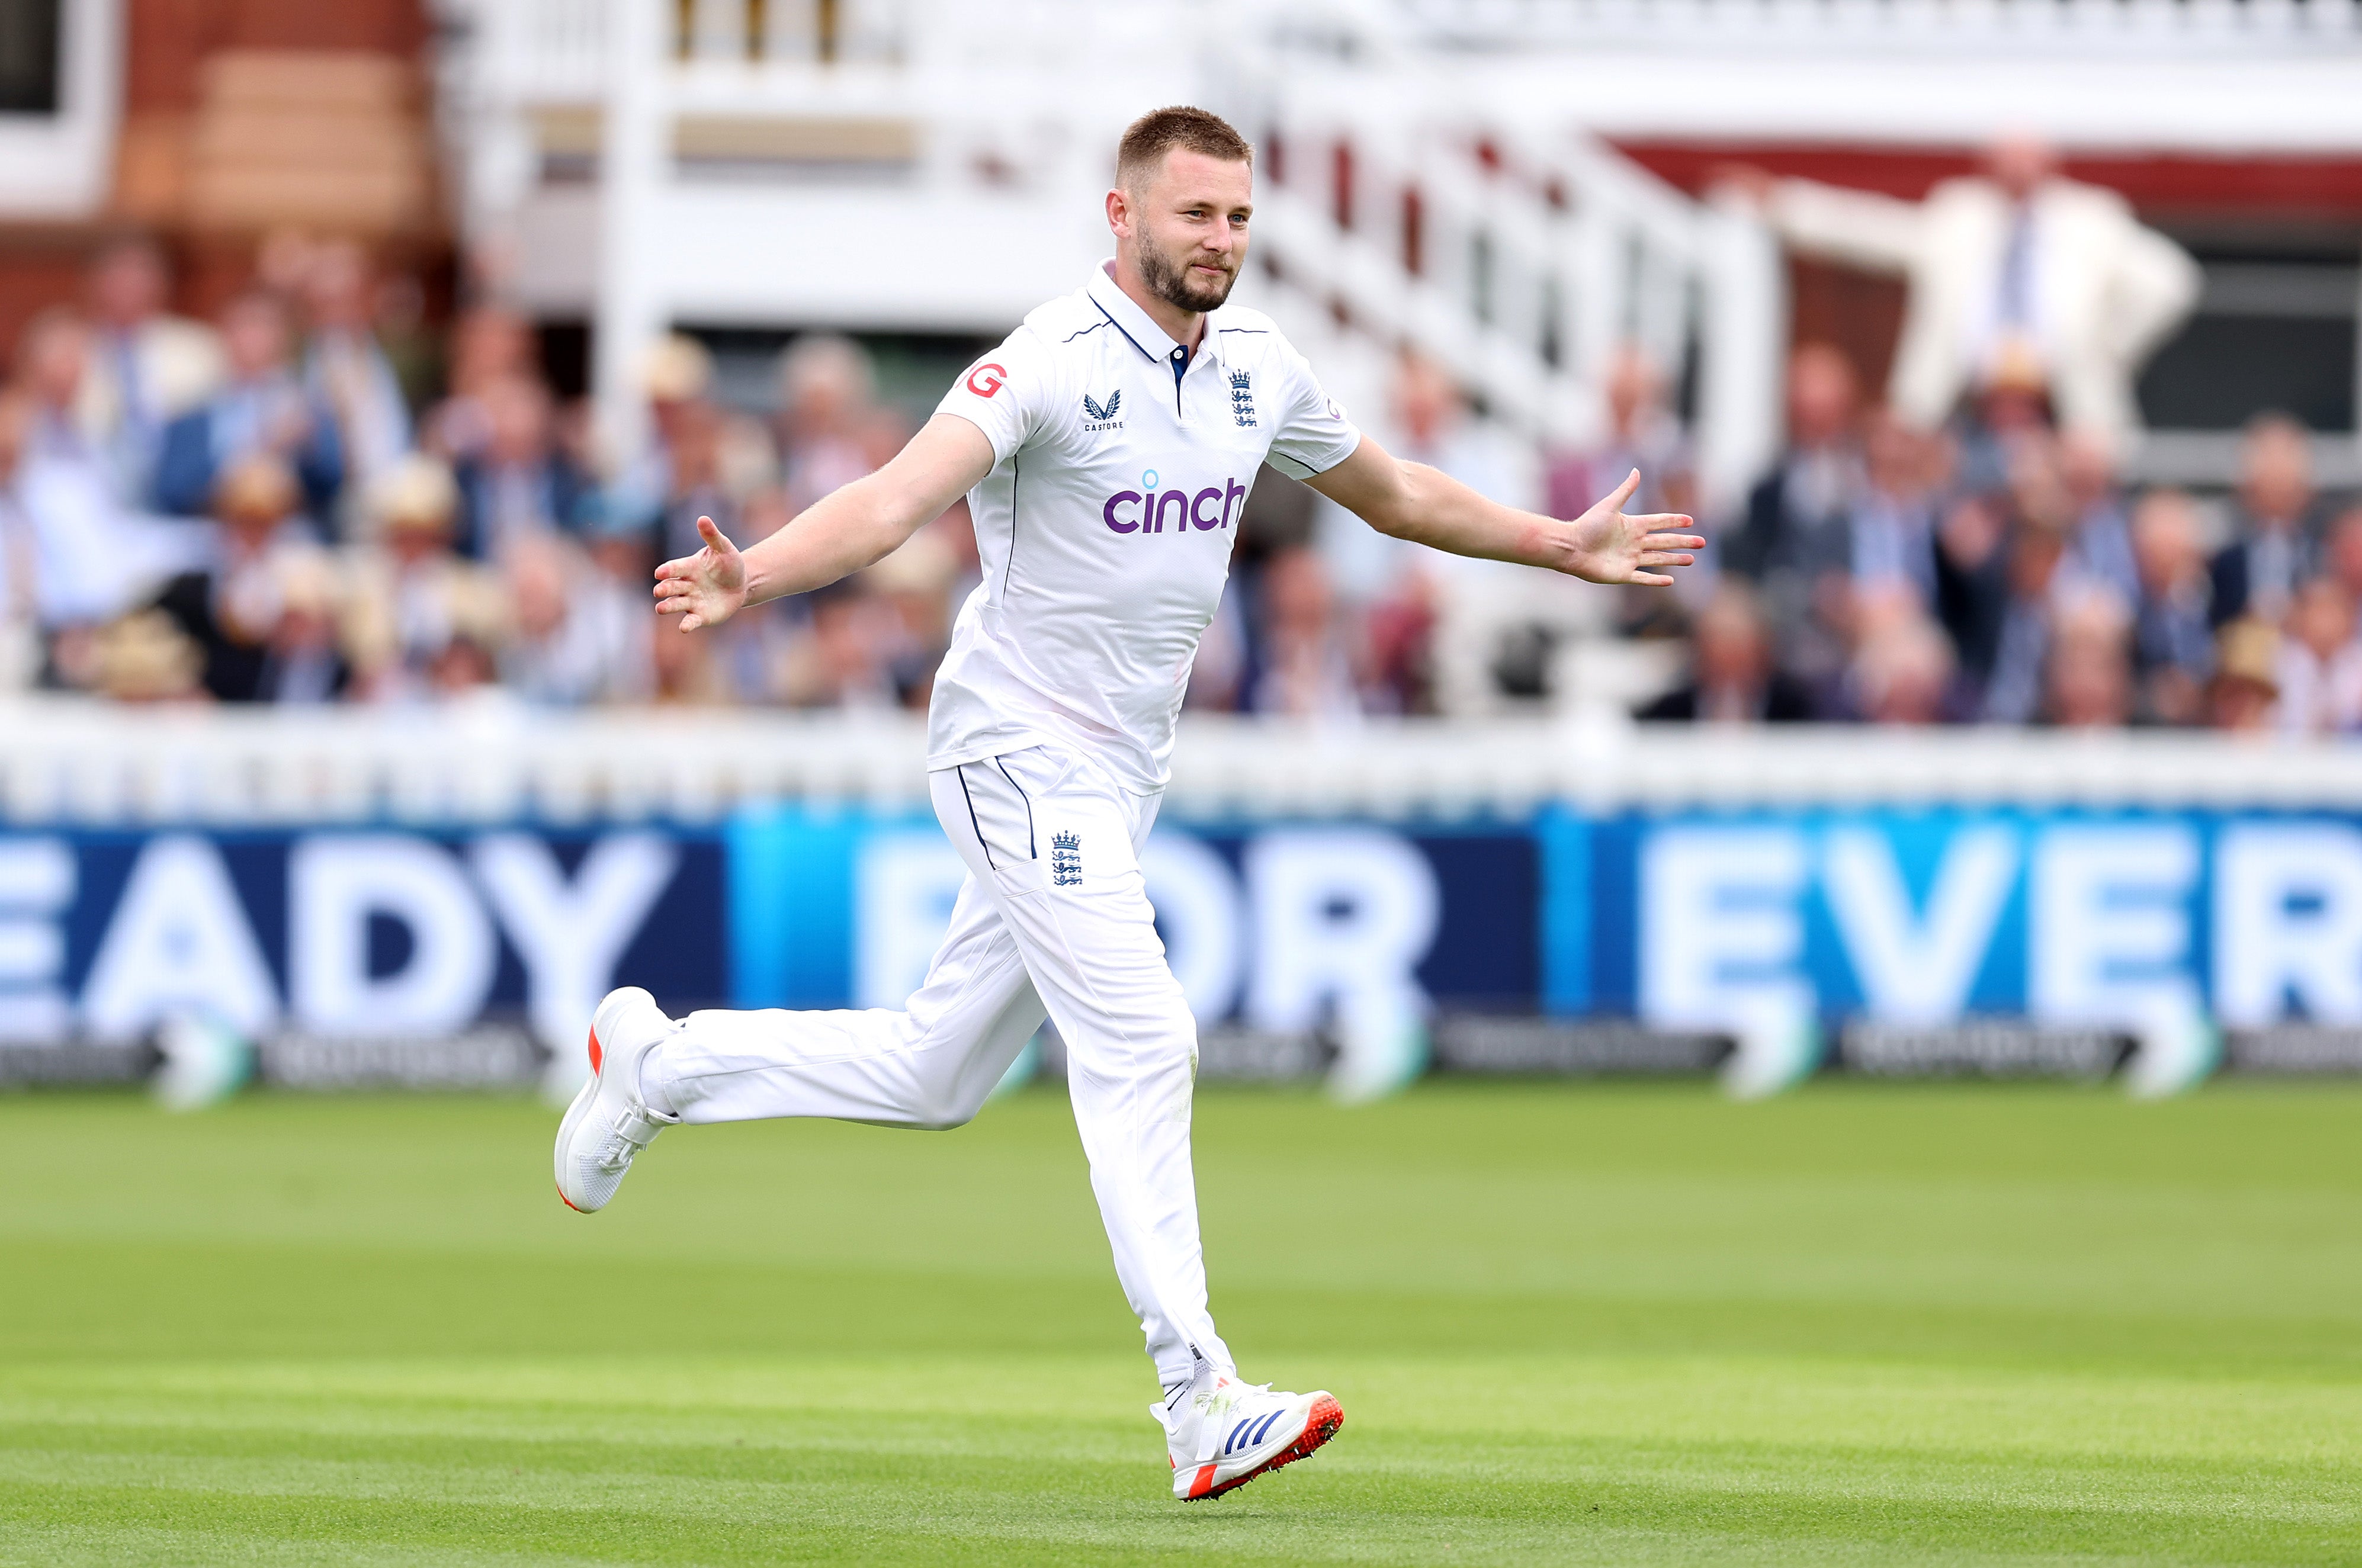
[{"x1": 2, "y1": 1080, "x2": 2359, "y2": 1566}]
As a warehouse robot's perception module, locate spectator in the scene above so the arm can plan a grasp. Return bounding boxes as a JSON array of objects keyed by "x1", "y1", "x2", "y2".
[
  {"x1": 2322, "y1": 503, "x2": 2362, "y2": 624},
  {"x1": 2209, "y1": 619, "x2": 2281, "y2": 732},
  {"x1": 2041, "y1": 596, "x2": 2133, "y2": 728},
  {"x1": 452, "y1": 374, "x2": 591, "y2": 560},
  {"x1": 0, "y1": 395, "x2": 36, "y2": 689},
  {"x1": 2059, "y1": 428, "x2": 2136, "y2": 605},
  {"x1": 1727, "y1": 131, "x2": 2200, "y2": 453},
  {"x1": 776, "y1": 334, "x2": 880, "y2": 514},
  {"x1": 1638, "y1": 583, "x2": 1812, "y2": 723},
  {"x1": 498, "y1": 532, "x2": 646, "y2": 706},
  {"x1": 155, "y1": 290, "x2": 344, "y2": 523},
  {"x1": 597, "y1": 332, "x2": 723, "y2": 554},
  {"x1": 2276, "y1": 579, "x2": 2362, "y2": 736},
  {"x1": 1244, "y1": 545, "x2": 1364, "y2": 720},
  {"x1": 1979, "y1": 519, "x2": 2072, "y2": 725},
  {"x1": 343, "y1": 454, "x2": 503, "y2": 702},
  {"x1": 652, "y1": 394, "x2": 740, "y2": 564},
  {"x1": 422, "y1": 304, "x2": 536, "y2": 462},
  {"x1": 1362, "y1": 351, "x2": 1552, "y2": 716},
  {"x1": 1847, "y1": 407, "x2": 1945, "y2": 610},
  {"x1": 1848, "y1": 611, "x2": 1957, "y2": 727},
  {"x1": 2210, "y1": 413, "x2": 2318, "y2": 628},
  {"x1": 8, "y1": 309, "x2": 199, "y2": 640},
  {"x1": 300, "y1": 239, "x2": 413, "y2": 501},
  {"x1": 862, "y1": 524, "x2": 961, "y2": 710},
  {"x1": 254, "y1": 548, "x2": 348, "y2": 706},
  {"x1": 1546, "y1": 342, "x2": 1695, "y2": 637},
  {"x1": 150, "y1": 455, "x2": 345, "y2": 703},
  {"x1": 1933, "y1": 490, "x2": 2011, "y2": 692},
  {"x1": 1549, "y1": 343, "x2": 1693, "y2": 521},
  {"x1": 75, "y1": 234, "x2": 223, "y2": 505},
  {"x1": 1724, "y1": 344, "x2": 1863, "y2": 696},
  {"x1": 88, "y1": 607, "x2": 204, "y2": 703},
  {"x1": 773, "y1": 577, "x2": 894, "y2": 709},
  {"x1": 2124, "y1": 488, "x2": 2215, "y2": 726}
]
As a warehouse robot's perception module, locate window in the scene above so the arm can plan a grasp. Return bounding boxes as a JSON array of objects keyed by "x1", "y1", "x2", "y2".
[
  {"x1": 0, "y1": 0, "x2": 60, "y2": 115},
  {"x1": 2139, "y1": 231, "x2": 2361, "y2": 436}
]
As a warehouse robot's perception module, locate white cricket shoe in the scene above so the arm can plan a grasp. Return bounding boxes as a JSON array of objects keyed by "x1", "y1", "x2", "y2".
[
  {"x1": 1156, "y1": 1365, "x2": 1344, "y2": 1501},
  {"x1": 553, "y1": 987, "x2": 679, "y2": 1213}
]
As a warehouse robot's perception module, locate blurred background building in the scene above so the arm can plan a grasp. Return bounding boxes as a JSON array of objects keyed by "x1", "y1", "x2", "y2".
[
  {"x1": 0, "y1": 0, "x2": 2355, "y2": 729},
  {"x1": 2, "y1": 0, "x2": 2361, "y2": 1083}
]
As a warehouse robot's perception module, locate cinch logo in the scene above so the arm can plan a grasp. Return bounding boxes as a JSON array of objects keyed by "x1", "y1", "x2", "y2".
[
  {"x1": 1102, "y1": 470, "x2": 1249, "y2": 535},
  {"x1": 966, "y1": 362, "x2": 1007, "y2": 397}
]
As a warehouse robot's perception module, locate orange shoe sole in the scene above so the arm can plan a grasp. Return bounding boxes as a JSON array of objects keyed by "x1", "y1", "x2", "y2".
[
  {"x1": 556, "y1": 1026, "x2": 602, "y2": 1213},
  {"x1": 1182, "y1": 1395, "x2": 1343, "y2": 1500}
]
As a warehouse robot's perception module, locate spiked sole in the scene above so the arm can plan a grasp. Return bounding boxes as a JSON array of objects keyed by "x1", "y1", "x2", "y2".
[{"x1": 1181, "y1": 1395, "x2": 1344, "y2": 1500}]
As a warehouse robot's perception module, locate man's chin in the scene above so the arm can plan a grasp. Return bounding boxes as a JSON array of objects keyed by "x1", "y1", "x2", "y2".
[{"x1": 1179, "y1": 274, "x2": 1236, "y2": 311}]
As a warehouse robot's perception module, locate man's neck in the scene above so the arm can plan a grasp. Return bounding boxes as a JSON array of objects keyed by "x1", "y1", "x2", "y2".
[{"x1": 1112, "y1": 255, "x2": 1205, "y2": 353}]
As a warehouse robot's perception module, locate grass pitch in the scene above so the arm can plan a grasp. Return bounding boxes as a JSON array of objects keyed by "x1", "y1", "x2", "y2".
[{"x1": 2, "y1": 1079, "x2": 2358, "y2": 1565}]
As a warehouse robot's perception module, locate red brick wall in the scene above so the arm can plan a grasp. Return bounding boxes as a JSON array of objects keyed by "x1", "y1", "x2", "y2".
[{"x1": 0, "y1": 0, "x2": 438, "y2": 356}]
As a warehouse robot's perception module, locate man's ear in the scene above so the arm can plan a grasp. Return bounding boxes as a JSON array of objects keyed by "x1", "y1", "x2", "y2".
[{"x1": 1105, "y1": 186, "x2": 1131, "y2": 240}]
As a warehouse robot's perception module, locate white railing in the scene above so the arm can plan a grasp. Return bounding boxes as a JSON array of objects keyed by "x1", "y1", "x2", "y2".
[
  {"x1": 1392, "y1": 0, "x2": 2362, "y2": 52},
  {"x1": 7, "y1": 701, "x2": 2361, "y2": 825},
  {"x1": 432, "y1": 0, "x2": 1781, "y2": 499},
  {"x1": 1205, "y1": 7, "x2": 1782, "y2": 500}
]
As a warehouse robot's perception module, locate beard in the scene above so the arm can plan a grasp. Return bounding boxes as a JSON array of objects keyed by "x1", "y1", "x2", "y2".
[{"x1": 1139, "y1": 238, "x2": 1238, "y2": 314}]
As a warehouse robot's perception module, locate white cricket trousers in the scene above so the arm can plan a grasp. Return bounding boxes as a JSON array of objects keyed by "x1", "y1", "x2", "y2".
[{"x1": 646, "y1": 743, "x2": 1234, "y2": 1389}]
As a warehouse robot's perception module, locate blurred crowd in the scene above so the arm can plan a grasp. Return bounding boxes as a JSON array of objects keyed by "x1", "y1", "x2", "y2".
[
  {"x1": 1663, "y1": 348, "x2": 2358, "y2": 735},
  {"x1": 0, "y1": 233, "x2": 971, "y2": 712},
  {"x1": 0, "y1": 219, "x2": 2352, "y2": 737}
]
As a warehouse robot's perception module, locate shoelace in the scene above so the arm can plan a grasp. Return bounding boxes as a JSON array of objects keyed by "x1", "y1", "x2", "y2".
[{"x1": 594, "y1": 1112, "x2": 660, "y2": 1170}]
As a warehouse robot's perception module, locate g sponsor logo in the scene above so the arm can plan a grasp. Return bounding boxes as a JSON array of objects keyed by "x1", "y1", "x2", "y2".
[
  {"x1": 965, "y1": 362, "x2": 1007, "y2": 397},
  {"x1": 1102, "y1": 474, "x2": 1249, "y2": 535}
]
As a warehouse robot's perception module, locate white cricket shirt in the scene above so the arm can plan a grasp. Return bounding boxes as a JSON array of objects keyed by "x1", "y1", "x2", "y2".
[{"x1": 927, "y1": 261, "x2": 1362, "y2": 792}]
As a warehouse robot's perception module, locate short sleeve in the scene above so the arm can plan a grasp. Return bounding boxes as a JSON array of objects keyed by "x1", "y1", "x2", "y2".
[
  {"x1": 1262, "y1": 336, "x2": 1362, "y2": 480},
  {"x1": 935, "y1": 327, "x2": 1056, "y2": 466}
]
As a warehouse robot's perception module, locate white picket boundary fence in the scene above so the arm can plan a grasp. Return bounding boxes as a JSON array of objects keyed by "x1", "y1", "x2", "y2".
[{"x1": 7, "y1": 702, "x2": 2360, "y2": 825}]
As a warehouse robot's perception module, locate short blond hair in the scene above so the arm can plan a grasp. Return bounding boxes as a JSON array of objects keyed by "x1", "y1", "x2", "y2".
[{"x1": 1116, "y1": 107, "x2": 1251, "y2": 190}]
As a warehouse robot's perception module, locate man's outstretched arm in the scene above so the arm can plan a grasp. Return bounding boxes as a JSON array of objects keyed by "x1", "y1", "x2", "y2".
[
  {"x1": 654, "y1": 413, "x2": 996, "y2": 631},
  {"x1": 1303, "y1": 434, "x2": 1702, "y2": 586}
]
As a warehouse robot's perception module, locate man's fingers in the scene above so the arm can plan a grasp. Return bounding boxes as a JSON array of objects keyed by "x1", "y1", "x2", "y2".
[
  {"x1": 1641, "y1": 532, "x2": 1706, "y2": 552},
  {"x1": 1636, "y1": 552, "x2": 1696, "y2": 570},
  {"x1": 655, "y1": 577, "x2": 692, "y2": 599},
  {"x1": 1629, "y1": 513, "x2": 1696, "y2": 534},
  {"x1": 1629, "y1": 570, "x2": 1674, "y2": 588},
  {"x1": 1602, "y1": 469, "x2": 1642, "y2": 513},
  {"x1": 656, "y1": 596, "x2": 686, "y2": 614},
  {"x1": 696, "y1": 515, "x2": 736, "y2": 554},
  {"x1": 679, "y1": 613, "x2": 704, "y2": 632}
]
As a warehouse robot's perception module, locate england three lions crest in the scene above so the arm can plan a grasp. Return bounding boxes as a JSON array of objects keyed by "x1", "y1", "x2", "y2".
[
  {"x1": 1228, "y1": 369, "x2": 1256, "y2": 428},
  {"x1": 1050, "y1": 830, "x2": 1083, "y2": 887}
]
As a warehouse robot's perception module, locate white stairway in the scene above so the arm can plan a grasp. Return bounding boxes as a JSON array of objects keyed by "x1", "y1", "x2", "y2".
[{"x1": 431, "y1": 0, "x2": 1784, "y2": 502}]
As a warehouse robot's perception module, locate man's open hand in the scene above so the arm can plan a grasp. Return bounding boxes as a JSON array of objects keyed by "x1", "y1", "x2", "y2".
[
  {"x1": 1561, "y1": 470, "x2": 1702, "y2": 587},
  {"x1": 653, "y1": 515, "x2": 747, "y2": 632}
]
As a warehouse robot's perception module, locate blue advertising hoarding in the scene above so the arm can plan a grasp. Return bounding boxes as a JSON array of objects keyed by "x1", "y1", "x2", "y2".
[{"x1": 4, "y1": 803, "x2": 2361, "y2": 1053}]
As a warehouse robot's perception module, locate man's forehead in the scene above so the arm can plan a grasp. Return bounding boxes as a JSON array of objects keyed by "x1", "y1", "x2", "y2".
[{"x1": 1141, "y1": 149, "x2": 1253, "y2": 204}]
